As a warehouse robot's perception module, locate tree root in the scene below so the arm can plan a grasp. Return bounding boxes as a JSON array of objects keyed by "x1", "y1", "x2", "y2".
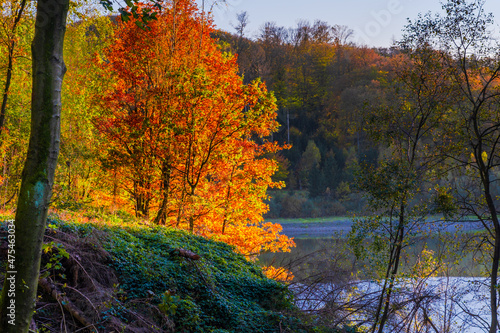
[{"x1": 38, "y1": 277, "x2": 94, "y2": 329}]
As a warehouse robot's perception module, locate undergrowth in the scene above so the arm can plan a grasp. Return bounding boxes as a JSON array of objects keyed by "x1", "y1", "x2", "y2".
[
  {"x1": 0, "y1": 217, "x2": 309, "y2": 332},
  {"x1": 61, "y1": 218, "x2": 304, "y2": 332}
]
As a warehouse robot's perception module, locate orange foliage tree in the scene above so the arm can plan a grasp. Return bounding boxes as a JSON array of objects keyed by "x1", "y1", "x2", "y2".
[{"x1": 93, "y1": 0, "x2": 293, "y2": 255}]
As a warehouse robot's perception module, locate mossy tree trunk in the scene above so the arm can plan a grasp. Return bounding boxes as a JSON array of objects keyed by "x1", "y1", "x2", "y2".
[{"x1": 0, "y1": 0, "x2": 69, "y2": 331}]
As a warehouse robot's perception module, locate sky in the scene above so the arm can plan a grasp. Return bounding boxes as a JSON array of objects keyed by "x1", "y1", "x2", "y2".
[{"x1": 195, "y1": 0, "x2": 500, "y2": 47}]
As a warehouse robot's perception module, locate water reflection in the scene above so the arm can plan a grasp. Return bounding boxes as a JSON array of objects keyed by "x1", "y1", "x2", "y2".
[{"x1": 259, "y1": 236, "x2": 486, "y2": 280}]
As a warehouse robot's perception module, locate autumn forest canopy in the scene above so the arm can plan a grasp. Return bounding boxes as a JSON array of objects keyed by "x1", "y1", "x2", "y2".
[
  {"x1": 2, "y1": 0, "x2": 500, "y2": 331},
  {"x1": 1, "y1": 0, "x2": 297, "y2": 257}
]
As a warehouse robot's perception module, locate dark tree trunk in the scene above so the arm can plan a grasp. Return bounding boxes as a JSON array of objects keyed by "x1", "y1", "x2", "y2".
[
  {"x1": 154, "y1": 161, "x2": 171, "y2": 225},
  {"x1": 373, "y1": 203, "x2": 405, "y2": 333},
  {"x1": 473, "y1": 115, "x2": 500, "y2": 333},
  {"x1": 377, "y1": 219, "x2": 404, "y2": 333},
  {"x1": 0, "y1": 0, "x2": 69, "y2": 331},
  {"x1": 483, "y1": 176, "x2": 500, "y2": 333},
  {"x1": 133, "y1": 179, "x2": 150, "y2": 218},
  {"x1": 490, "y1": 227, "x2": 500, "y2": 333}
]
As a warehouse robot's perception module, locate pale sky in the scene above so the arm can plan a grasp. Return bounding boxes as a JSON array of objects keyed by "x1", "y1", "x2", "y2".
[{"x1": 196, "y1": 0, "x2": 500, "y2": 47}]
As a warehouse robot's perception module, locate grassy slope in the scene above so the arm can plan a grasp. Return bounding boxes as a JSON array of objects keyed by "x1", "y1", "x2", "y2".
[{"x1": 0, "y1": 216, "x2": 311, "y2": 332}]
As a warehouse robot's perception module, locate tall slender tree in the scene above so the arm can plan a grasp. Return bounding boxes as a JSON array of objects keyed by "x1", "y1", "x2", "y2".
[
  {"x1": 0, "y1": 0, "x2": 69, "y2": 330},
  {"x1": 349, "y1": 42, "x2": 453, "y2": 333},
  {"x1": 0, "y1": 0, "x2": 28, "y2": 140},
  {"x1": 401, "y1": 1, "x2": 500, "y2": 331}
]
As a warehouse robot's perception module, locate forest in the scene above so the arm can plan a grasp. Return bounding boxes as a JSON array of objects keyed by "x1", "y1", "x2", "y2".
[{"x1": 0, "y1": 0, "x2": 500, "y2": 332}]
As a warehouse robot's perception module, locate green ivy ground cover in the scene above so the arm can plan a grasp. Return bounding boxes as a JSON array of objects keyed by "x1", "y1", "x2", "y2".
[{"x1": 51, "y1": 219, "x2": 308, "y2": 332}]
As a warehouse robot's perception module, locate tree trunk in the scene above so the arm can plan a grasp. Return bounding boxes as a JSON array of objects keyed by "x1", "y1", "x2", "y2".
[
  {"x1": 490, "y1": 229, "x2": 500, "y2": 333},
  {"x1": 133, "y1": 179, "x2": 150, "y2": 218},
  {"x1": 377, "y1": 223, "x2": 404, "y2": 333},
  {"x1": 0, "y1": 0, "x2": 69, "y2": 330},
  {"x1": 374, "y1": 203, "x2": 405, "y2": 333},
  {"x1": 483, "y1": 181, "x2": 500, "y2": 333},
  {"x1": 476, "y1": 135, "x2": 500, "y2": 333},
  {"x1": 153, "y1": 161, "x2": 171, "y2": 225}
]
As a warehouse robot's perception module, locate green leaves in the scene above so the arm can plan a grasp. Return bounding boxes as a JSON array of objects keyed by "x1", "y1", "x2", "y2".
[
  {"x1": 41, "y1": 241, "x2": 70, "y2": 279},
  {"x1": 432, "y1": 185, "x2": 457, "y2": 218},
  {"x1": 159, "y1": 291, "x2": 179, "y2": 315},
  {"x1": 99, "y1": 0, "x2": 113, "y2": 12},
  {"x1": 92, "y1": 223, "x2": 301, "y2": 332},
  {"x1": 355, "y1": 160, "x2": 416, "y2": 209},
  {"x1": 112, "y1": 0, "x2": 160, "y2": 30}
]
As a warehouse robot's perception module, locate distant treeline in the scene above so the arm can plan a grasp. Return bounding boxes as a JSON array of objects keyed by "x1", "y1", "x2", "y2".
[{"x1": 213, "y1": 21, "x2": 398, "y2": 216}]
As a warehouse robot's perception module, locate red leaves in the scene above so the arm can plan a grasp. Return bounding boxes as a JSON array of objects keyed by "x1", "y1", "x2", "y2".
[{"x1": 92, "y1": 0, "x2": 293, "y2": 256}]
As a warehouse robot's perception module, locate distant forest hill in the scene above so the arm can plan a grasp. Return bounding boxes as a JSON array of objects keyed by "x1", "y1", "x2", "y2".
[{"x1": 212, "y1": 21, "x2": 398, "y2": 218}]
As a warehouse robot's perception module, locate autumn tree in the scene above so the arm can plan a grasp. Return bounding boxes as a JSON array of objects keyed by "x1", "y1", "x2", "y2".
[
  {"x1": 0, "y1": 0, "x2": 157, "y2": 331},
  {"x1": 46, "y1": 14, "x2": 115, "y2": 213},
  {"x1": 94, "y1": 0, "x2": 293, "y2": 255},
  {"x1": 0, "y1": 1, "x2": 32, "y2": 210},
  {"x1": 0, "y1": 0, "x2": 70, "y2": 330},
  {"x1": 0, "y1": 0, "x2": 28, "y2": 138}
]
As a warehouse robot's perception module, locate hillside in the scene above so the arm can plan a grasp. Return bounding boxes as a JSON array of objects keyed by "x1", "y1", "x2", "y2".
[{"x1": 0, "y1": 217, "x2": 310, "y2": 332}]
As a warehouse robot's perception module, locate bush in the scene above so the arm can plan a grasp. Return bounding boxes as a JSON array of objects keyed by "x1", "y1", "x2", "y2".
[
  {"x1": 265, "y1": 197, "x2": 282, "y2": 219},
  {"x1": 265, "y1": 191, "x2": 350, "y2": 219}
]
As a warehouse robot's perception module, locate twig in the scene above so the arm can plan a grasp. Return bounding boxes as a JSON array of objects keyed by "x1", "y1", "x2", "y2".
[
  {"x1": 62, "y1": 284, "x2": 100, "y2": 317},
  {"x1": 57, "y1": 298, "x2": 67, "y2": 333}
]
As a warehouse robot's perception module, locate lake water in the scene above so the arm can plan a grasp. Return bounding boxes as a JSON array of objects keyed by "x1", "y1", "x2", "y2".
[
  {"x1": 259, "y1": 236, "x2": 487, "y2": 279},
  {"x1": 258, "y1": 219, "x2": 493, "y2": 332},
  {"x1": 291, "y1": 277, "x2": 492, "y2": 333}
]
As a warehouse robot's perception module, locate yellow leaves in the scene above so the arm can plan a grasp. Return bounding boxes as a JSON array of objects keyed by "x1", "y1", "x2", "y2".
[
  {"x1": 262, "y1": 266, "x2": 294, "y2": 282},
  {"x1": 470, "y1": 151, "x2": 489, "y2": 164},
  {"x1": 89, "y1": 0, "x2": 292, "y2": 260},
  {"x1": 482, "y1": 151, "x2": 488, "y2": 163},
  {"x1": 410, "y1": 246, "x2": 443, "y2": 279}
]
